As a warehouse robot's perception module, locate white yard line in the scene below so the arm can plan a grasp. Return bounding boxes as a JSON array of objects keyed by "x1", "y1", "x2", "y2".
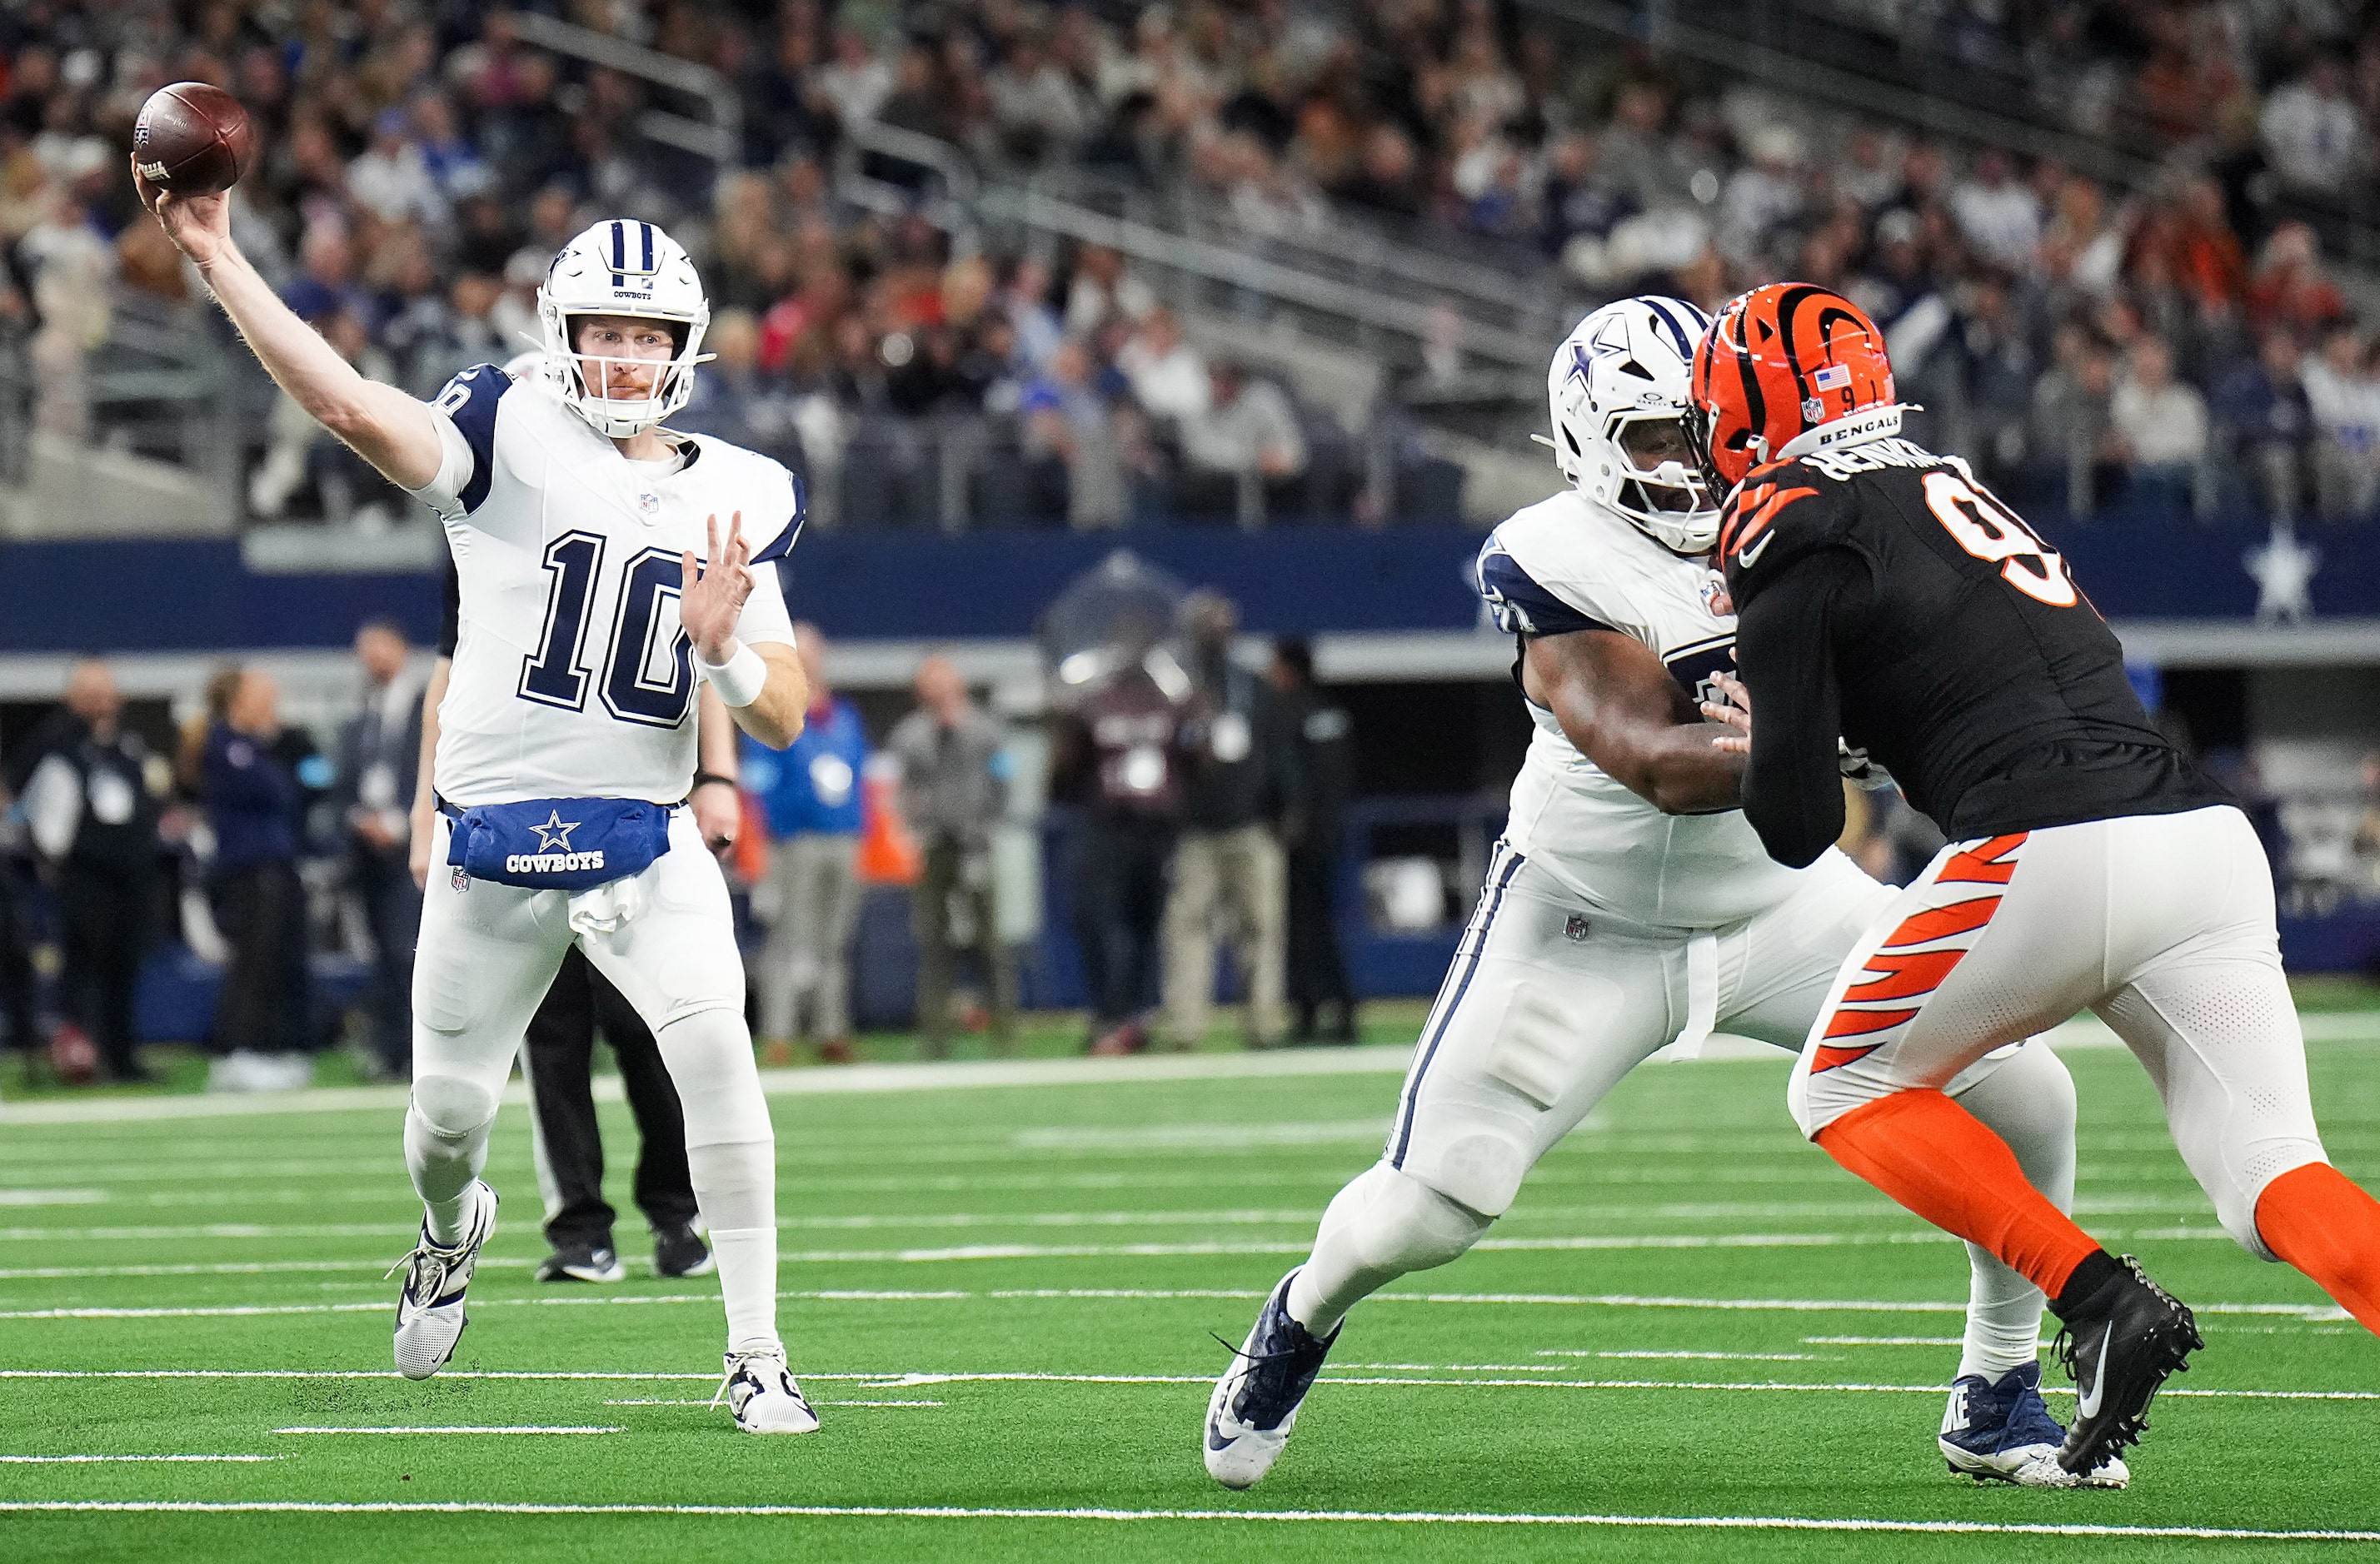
[
  {"x1": 272, "y1": 1427, "x2": 619, "y2": 1436},
  {"x1": 4, "y1": 1365, "x2": 2369, "y2": 1401},
  {"x1": 0, "y1": 1455, "x2": 281, "y2": 1463},
  {"x1": 1, "y1": 1499, "x2": 2376, "y2": 1540},
  {"x1": 6, "y1": 1285, "x2": 2350, "y2": 1323},
  {"x1": 0, "y1": 1046, "x2": 1425, "y2": 1127}
]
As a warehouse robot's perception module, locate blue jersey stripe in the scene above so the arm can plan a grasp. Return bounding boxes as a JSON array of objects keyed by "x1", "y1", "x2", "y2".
[{"x1": 1389, "y1": 843, "x2": 1528, "y2": 1168}]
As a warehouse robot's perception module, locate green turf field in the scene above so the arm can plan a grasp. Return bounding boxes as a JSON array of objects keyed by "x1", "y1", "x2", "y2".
[{"x1": 4, "y1": 1011, "x2": 2379, "y2": 1562}]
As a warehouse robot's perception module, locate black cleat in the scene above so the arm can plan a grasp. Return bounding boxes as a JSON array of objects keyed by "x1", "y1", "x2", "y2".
[
  {"x1": 534, "y1": 1243, "x2": 626, "y2": 1283},
  {"x1": 2053, "y1": 1253, "x2": 2202, "y2": 1475},
  {"x1": 653, "y1": 1223, "x2": 716, "y2": 1278}
]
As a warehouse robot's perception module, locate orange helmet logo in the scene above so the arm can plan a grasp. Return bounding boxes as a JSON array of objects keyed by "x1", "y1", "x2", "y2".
[{"x1": 1684, "y1": 283, "x2": 1898, "y2": 496}]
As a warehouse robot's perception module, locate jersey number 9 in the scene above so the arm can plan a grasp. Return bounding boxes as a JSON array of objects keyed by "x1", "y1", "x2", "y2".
[
  {"x1": 516, "y1": 530, "x2": 696, "y2": 728},
  {"x1": 1921, "y1": 471, "x2": 2078, "y2": 608}
]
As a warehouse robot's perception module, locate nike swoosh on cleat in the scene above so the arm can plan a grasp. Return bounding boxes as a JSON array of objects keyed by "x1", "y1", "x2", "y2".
[
  {"x1": 2076, "y1": 1323, "x2": 2112, "y2": 1419},
  {"x1": 1206, "y1": 1422, "x2": 1237, "y2": 1453}
]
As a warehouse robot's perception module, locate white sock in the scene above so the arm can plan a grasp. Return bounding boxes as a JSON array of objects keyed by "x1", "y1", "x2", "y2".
[
  {"x1": 404, "y1": 1077, "x2": 496, "y2": 1247},
  {"x1": 1285, "y1": 1162, "x2": 1489, "y2": 1338},
  {"x1": 709, "y1": 1227, "x2": 781, "y2": 1356},
  {"x1": 1946, "y1": 1039, "x2": 2077, "y2": 1382},
  {"x1": 686, "y1": 1138, "x2": 779, "y2": 1357},
  {"x1": 1958, "y1": 1241, "x2": 2048, "y2": 1381}
]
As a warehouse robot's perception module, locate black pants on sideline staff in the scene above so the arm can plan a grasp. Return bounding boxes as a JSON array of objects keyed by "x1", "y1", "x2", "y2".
[
  {"x1": 521, "y1": 948, "x2": 699, "y2": 1253},
  {"x1": 1070, "y1": 813, "x2": 1176, "y2": 1028},
  {"x1": 351, "y1": 843, "x2": 421, "y2": 1076},
  {"x1": 58, "y1": 864, "x2": 152, "y2": 1079},
  {"x1": 208, "y1": 860, "x2": 309, "y2": 1055},
  {"x1": 0, "y1": 859, "x2": 41, "y2": 1058},
  {"x1": 1285, "y1": 842, "x2": 1355, "y2": 1041}
]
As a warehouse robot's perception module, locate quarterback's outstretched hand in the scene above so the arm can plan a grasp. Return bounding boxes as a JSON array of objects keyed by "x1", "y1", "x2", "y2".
[
  {"x1": 1703, "y1": 670, "x2": 1752, "y2": 755},
  {"x1": 681, "y1": 511, "x2": 754, "y2": 665},
  {"x1": 132, "y1": 163, "x2": 230, "y2": 268}
]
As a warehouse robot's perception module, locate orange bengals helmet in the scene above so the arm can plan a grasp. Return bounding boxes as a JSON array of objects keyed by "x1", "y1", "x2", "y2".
[{"x1": 1683, "y1": 283, "x2": 1901, "y2": 497}]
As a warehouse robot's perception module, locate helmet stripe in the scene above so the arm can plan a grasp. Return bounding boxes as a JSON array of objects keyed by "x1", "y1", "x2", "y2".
[
  {"x1": 609, "y1": 220, "x2": 626, "y2": 289},
  {"x1": 1640, "y1": 297, "x2": 1694, "y2": 361},
  {"x1": 640, "y1": 221, "x2": 654, "y2": 275}
]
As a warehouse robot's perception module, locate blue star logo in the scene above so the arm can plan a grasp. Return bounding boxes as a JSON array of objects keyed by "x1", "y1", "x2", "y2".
[
  {"x1": 529, "y1": 809, "x2": 581, "y2": 853},
  {"x1": 1564, "y1": 342, "x2": 1594, "y2": 388}
]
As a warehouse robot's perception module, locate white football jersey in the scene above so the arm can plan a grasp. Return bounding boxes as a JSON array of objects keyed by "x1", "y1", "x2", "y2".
[
  {"x1": 1476, "y1": 489, "x2": 1811, "y2": 928},
  {"x1": 412, "y1": 363, "x2": 800, "y2": 807}
]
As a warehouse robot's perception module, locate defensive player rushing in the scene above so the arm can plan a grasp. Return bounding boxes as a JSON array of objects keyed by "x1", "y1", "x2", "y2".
[
  {"x1": 138, "y1": 169, "x2": 822, "y2": 1433},
  {"x1": 1688, "y1": 282, "x2": 2380, "y2": 1477},
  {"x1": 1205, "y1": 297, "x2": 2117, "y2": 1490}
]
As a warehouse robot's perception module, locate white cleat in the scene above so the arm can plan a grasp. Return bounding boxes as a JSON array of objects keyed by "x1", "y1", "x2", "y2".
[
  {"x1": 715, "y1": 1349, "x2": 821, "y2": 1434},
  {"x1": 390, "y1": 1181, "x2": 496, "y2": 1381},
  {"x1": 1203, "y1": 1268, "x2": 1339, "y2": 1490}
]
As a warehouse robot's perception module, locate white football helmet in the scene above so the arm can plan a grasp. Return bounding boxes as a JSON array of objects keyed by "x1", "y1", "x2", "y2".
[
  {"x1": 537, "y1": 219, "x2": 711, "y2": 438},
  {"x1": 1545, "y1": 296, "x2": 1719, "y2": 555}
]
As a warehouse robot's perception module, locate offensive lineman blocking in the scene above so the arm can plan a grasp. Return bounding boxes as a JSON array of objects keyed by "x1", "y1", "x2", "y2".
[
  {"x1": 1202, "y1": 298, "x2": 2113, "y2": 1490},
  {"x1": 137, "y1": 172, "x2": 822, "y2": 1433}
]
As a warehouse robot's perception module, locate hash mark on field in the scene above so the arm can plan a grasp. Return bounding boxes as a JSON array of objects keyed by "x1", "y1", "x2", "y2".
[
  {"x1": 273, "y1": 1427, "x2": 620, "y2": 1436},
  {"x1": 1532, "y1": 1342, "x2": 1809, "y2": 1352},
  {"x1": 2, "y1": 1500, "x2": 2377, "y2": 1541},
  {"x1": 0, "y1": 1189, "x2": 105, "y2": 1206},
  {"x1": 0, "y1": 1455, "x2": 282, "y2": 1463}
]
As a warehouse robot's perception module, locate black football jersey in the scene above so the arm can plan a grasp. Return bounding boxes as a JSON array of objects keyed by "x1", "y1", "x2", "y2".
[{"x1": 1719, "y1": 436, "x2": 2221, "y2": 859}]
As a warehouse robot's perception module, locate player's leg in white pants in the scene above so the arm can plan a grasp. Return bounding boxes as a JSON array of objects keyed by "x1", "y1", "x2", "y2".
[
  {"x1": 407, "y1": 818, "x2": 572, "y2": 1243},
  {"x1": 1789, "y1": 809, "x2": 2329, "y2": 1262},
  {"x1": 1727, "y1": 851, "x2": 2078, "y2": 1383},
  {"x1": 577, "y1": 812, "x2": 781, "y2": 1354},
  {"x1": 1289, "y1": 844, "x2": 1666, "y2": 1332},
  {"x1": 1290, "y1": 845, "x2": 2078, "y2": 1394}
]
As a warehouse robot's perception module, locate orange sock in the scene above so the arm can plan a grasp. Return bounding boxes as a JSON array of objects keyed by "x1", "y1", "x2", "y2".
[
  {"x1": 1815, "y1": 1088, "x2": 2103, "y2": 1298},
  {"x1": 2255, "y1": 1162, "x2": 2380, "y2": 1336}
]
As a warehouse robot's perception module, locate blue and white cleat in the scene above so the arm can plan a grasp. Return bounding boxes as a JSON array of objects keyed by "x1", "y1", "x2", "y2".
[
  {"x1": 714, "y1": 1348, "x2": 821, "y2": 1434},
  {"x1": 1941, "y1": 1360, "x2": 2129, "y2": 1488},
  {"x1": 390, "y1": 1181, "x2": 496, "y2": 1381},
  {"x1": 1203, "y1": 1268, "x2": 1340, "y2": 1489}
]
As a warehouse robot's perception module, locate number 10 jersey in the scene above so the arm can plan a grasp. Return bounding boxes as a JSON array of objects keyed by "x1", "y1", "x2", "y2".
[{"x1": 411, "y1": 362, "x2": 801, "y2": 809}]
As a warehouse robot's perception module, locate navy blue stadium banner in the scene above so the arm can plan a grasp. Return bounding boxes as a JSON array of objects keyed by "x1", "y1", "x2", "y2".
[{"x1": 3, "y1": 515, "x2": 2374, "y2": 653}]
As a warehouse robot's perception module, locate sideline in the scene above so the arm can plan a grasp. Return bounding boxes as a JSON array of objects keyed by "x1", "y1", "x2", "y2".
[{"x1": 6, "y1": 1011, "x2": 2375, "y2": 1126}]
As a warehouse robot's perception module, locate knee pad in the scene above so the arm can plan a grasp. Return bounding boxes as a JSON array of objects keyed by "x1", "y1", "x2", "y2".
[
  {"x1": 1325, "y1": 1163, "x2": 1492, "y2": 1278},
  {"x1": 1411, "y1": 981, "x2": 1593, "y2": 1217},
  {"x1": 656, "y1": 1009, "x2": 773, "y2": 1148},
  {"x1": 408, "y1": 1075, "x2": 497, "y2": 1141}
]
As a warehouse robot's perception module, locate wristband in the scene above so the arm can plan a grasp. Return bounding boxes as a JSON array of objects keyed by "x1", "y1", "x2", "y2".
[
  {"x1": 691, "y1": 771, "x2": 737, "y2": 793},
  {"x1": 701, "y1": 643, "x2": 768, "y2": 707}
]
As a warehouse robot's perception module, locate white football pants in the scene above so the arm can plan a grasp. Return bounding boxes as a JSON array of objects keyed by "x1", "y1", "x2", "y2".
[
  {"x1": 1789, "y1": 805, "x2": 2328, "y2": 1260},
  {"x1": 1291, "y1": 841, "x2": 2075, "y2": 1382},
  {"x1": 407, "y1": 809, "x2": 780, "y2": 1352}
]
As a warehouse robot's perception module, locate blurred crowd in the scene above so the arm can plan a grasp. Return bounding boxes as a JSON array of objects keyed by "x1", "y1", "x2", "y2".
[
  {"x1": 5, "y1": 2, "x2": 2380, "y2": 530},
  {"x1": 0, "y1": 583, "x2": 1361, "y2": 1089}
]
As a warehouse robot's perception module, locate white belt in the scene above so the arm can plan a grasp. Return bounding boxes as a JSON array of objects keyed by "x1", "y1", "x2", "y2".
[{"x1": 1669, "y1": 932, "x2": 1720, "y2": 1058}]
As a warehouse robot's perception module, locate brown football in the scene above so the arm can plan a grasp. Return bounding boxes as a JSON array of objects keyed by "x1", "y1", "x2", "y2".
[{"x1": 132, "y1": 82, "x2": 253, "y2": 195}]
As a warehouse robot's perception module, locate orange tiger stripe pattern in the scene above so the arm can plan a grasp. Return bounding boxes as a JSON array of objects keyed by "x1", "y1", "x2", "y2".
[
  {"x1": 1937, "y1": 833, "x2": 2028, "y2": 884},
  {"x1": 1879, "y1": 896, "x2": 2003, "y2": 949},
  {"x1": 1717, "y1": 479, "x2": 1819, "y2": 561}
]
